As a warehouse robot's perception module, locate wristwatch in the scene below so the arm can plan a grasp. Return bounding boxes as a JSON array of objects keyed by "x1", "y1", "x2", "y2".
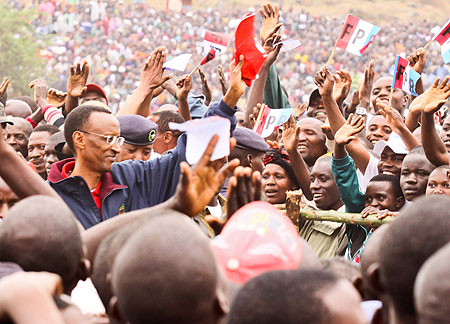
[{"x1": 356, "y1": 107, "x2": 367, "y2": 116}]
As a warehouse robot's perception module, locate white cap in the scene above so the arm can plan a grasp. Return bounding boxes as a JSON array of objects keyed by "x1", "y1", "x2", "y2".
[{"x1": 373, "y1": 132, "x2": 408, "y2": 158}]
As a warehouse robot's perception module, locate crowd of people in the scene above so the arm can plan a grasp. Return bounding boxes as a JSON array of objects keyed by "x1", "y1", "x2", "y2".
[{"x1": 1, "y1": 1, "x2": 450, "y2": 324}]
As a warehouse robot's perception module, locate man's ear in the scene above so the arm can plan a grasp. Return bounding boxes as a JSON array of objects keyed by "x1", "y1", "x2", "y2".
[
  {"x1": 77, "y1": 258, "x2": 91, "y2": 282},
  {"x1": 163, "y1": 131, "x2": 173, "y2": 144},
  {"x1": 402, "y1": 93, "x2": 409, "y2": 109},
  {"x1": 352, "y1": 275, "x2": 364, "y2": 299},
  {"x1": 367, "y1": 262, "x2": 385, "y2": 295},
  {"x1": 73, "y1": 131, "x2": 85, "y2": 150},
  {"x1": 109, "y1": 296, "x2": 125, "y2": 323},
  {"x1": 396, "y1": 196, "x2": 405, "y2": 209},
  {"x1": 246, "y1": 153, "x2": 253, "y2": 167}
]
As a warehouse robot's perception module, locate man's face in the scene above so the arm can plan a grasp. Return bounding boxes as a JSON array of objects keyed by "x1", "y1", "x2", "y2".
[
  {"x1": 235, "y1": 111, "x2": 246, "y2": 127},
  {"x1": 307, "y1": 96, "x2": 327, "y2": 122},
  {"x1": 371, "y1": 77, "x2": 406, "y2": 113},
  {"x1": 0, "y1": 178, "x2": 19, "y2": 219},
  {"x1": 439, "y1": 115, "x2": 450, "y2": 153},
  {"x1": 79, "y1": 90, "x2": 107, "y2": 105},
  {"x1": 249, "y1": 152, "x2": 265, "y2": 174},
  {"x1": 28, "y1": 131, "x2": 52, "y2": 176},
  {"x1": 400, "y1": 154, "x2": 435, "y2": 202},
  {"x1": 116, "y1": 143, "x2": 153, "y2": 162},
  {"x1": 426, "y1": 168, "x2": 450, "y2": 196},
  {"x1": 297, "y1": 118, "x2": 326, "y2": 167},
  {"x1": 377, "y1": 147, "x2": 405, "y2": 177},
  {"x1": 78, "y1": 112, "x2": 121, "y2": 173},
  {"x1": 365, "y1": 181, "x2": 401, "y2": 211},
  {"x1": 321, "y1": 279, "x2": 367, "y2": 324},
  {"x1": 310, "y1": 159, "x2": 341, "y2": 210},
  {"x1": 6, "y1": 122, "x2": 30, "y2": 158},
  {"x1": 262, "y1": 164, "x2": 295, "y2": 205},
  {"x1": 366, "y1": 115, "x2": 392, "y2": 146},
  {"x1": 45, "y1": 139, "x2": 61, "y2": 175}
]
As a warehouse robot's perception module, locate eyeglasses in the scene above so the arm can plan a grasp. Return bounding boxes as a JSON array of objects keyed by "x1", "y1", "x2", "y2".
[{"x1": 80, "y1": 130, "x2": 125, "y2": 146}]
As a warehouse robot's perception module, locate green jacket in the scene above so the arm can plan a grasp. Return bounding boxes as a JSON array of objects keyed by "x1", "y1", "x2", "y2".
[{"x1": 264, "y1": 65, "x2": 291, "y2": 109}]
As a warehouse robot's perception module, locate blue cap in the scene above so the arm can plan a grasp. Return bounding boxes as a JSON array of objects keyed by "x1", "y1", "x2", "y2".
[{"x1": 117, "y1": 115, "x2": 158, "y2": 146}]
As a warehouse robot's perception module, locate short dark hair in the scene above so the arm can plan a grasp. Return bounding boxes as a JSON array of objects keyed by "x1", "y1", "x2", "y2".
[
  {"x1": 13, "y1": 96, "x2": 39, "y2": 113},
  {"x1": 227, "y1": 269, "x2": 337, "y2": 324},
  {"x1": 369, "y1": 174, "x2": 404, "y2": 199},
  {"x1": 64, "y1": 105, "x2": 111, "y2": 152},
  {"x1": 0, "y1": 196, "x2": 83, "y2": 293},
  {"x1": 33, "y1": 124, "x2": 60, "y2": 136},
  {"x1": 379, "y1": 195, "x2": 450, "y2": 316},
  {"x1": 152, "y1": 111, "x2": 185, "y2": 137}
]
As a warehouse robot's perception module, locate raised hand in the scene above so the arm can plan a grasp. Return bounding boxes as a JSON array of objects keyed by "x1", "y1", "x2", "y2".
[
  {"x1": 139, "y1": 47, "x2": 172, "y2": 95},
  {"x1": 0, "y1": 77, "x2": 9, "y2": 103},
  {"x1": 377, "y1": 99, "x2": 406, "y2": 134},
  {"x1": 198, "y1": 68, "x2": 212, "y2": 106},
  {"x1": 171, "y1": 135, "x2": 240, "y2": 217},
  {"x1": 176, "y1": 74, "x2": 192, "y2": 99},
  {"x1": 334, "y1": 113, "x2": 365, "y2": 146},
  {"x1": 420, "y1": 77, "x2": 450, "y2": 115},
  {"x1": 314, "y1": 66, "x2": 336, "y2": 97},
  {"x1": 333, "y1": 70, "x2": 352, "y2": 107},
  {"x1": 47, "y1": 88, "x2": 67, "y2": 108},
  {"x1": 67, "y1": 60, "x2": 89, "y2": 97},
  {"x1": 248, "y1": 103, "x2": 265, "y2": 130},
  {"x1": 223, "y1": 55, "x2": 246, "y2": 108},
  {"x1": 282, "y1": 115, "x2": 300, "y2": 153},
  {"x1": 294, "y1": 103, "x2": 307, "y2": 119},
  {"x1": 28, "y1": 79, "x2": 49, "y2": 107},
  {"x1": 259, "y1": 3, "x2": 282, "y2": 44},
  {"x1": 217, "y1": 65, "x2": 229, "y2": 95},
  {"x1": 407, "y1": 48, "x2": 426, "y2": 75},
  {"x1": 263, "y1": 31, "x2": 282, "y2": 66},
  {"x1": 359, "y1": 59, "x2": 375, "y2": 108}
]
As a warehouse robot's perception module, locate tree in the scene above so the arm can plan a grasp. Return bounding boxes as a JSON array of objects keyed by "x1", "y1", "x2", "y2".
[{"x1": 0, "y1": 5, "x2": 46, "y2": 96}]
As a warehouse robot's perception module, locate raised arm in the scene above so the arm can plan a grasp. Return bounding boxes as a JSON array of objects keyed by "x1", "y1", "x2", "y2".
[
  {"x1": 282, "y1": 115, "x2": 313, "y2": 200},
  {"x1": 117, "y1": 47, "x2": 172, "y2": 117},
  {"x1": 176, "y1": 74, "x2": 192, "y2": 121},
  {"x1": 65, "y1": 61, "x2": 89, "y2": 115},
  {"x1": 198, "y1": 68, "x2": 212, "y2": 106},
  {"x1": 421, "y1": 77, "x2": 450, "y2": 166}
]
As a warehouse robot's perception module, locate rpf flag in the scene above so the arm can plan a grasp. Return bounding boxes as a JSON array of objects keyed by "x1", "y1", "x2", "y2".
[
  {"x1": 204, "y1": 30, "x2": 231, "y2": 54},
  {"x1": 392, "y1": 56, "x2": 421, "y2": 96},
  {"x1": 255, "y1": 107, "x2": 294, "y2": 138},
  {"x1": 163, "y1": 54, "x2": 192, "y2": 72},
  {"x1": 201, "y1": 47, "x2": 216, "y2": 65},
  {"x1": 433, "y1": 19, "x2": 450, "y2": 64},
  {"x1": 336, "y1": 14, "x2": 381, "y2": 56},
  {"x1": 233, "y1": 13, "x2": 268, "y2": 87}
]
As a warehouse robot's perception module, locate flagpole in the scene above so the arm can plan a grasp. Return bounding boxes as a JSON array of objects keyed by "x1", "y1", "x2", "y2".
[
  {"x1": 253, "y1": 105, "x2": 266, "y2": 131},
  {"x1": 423, "y1": 38, "x2": 434, "y2": 51},
  {"x1": 326, "y1": 43, "x2": 337, "y2": 66},
  {"x1": 188, "y1": 63, "x2": 200, "y2": 78}
]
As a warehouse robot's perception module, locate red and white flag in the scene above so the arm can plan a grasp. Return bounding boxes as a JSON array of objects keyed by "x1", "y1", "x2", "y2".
[
  {"x1": 200, "y1": 47, "x2": 216, "y2": 65},
  {"x1": 255, "y1": 106, "x2": 294, "y2": 138},
  {"x1": 204, "y1": 30, "x2": 231, "y2": 54},
  {"x1": 432, "y1": 18, "x2": 450, "y2": 64},
  {"x1": 335, "y1": 14, "x2": 381, "y2": 56}
]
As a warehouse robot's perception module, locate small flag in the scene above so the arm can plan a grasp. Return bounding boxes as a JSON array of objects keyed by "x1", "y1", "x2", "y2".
[
  {"x1": 233, "y1": 13, "x2": 268, "y2": 87},
  {"x1": 273, "y1": 39, "x2": 302, "y2": 52},
  {"x1": 433, "y1": 19, "x2": 450, "y2": 64},
  {"x1": 335, "y1": 14, "x2": 381, "y2": 56},
  {"x1": 392, "y1": 56, "x2": 421, "y2": 96},
  {"x1": 200, "y1": 47, "x2": 216, "y2": 65},
  {"x1": 204, "y1": 30, "x2": 231, "y2": 54},
  {"x1": 255, "y1": 107, "x2": 294, "y2": 138},
  {"x1": 163, "y1": 54, "x2": 192, "y2": 72}
]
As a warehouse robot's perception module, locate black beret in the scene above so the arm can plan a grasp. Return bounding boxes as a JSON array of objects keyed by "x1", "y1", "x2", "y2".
[
  {"x1": 117, "y1": 115, "x2": 158, "y2": 146},
  {"x1": 233, "y1": 127, "x2": 269, "y2": 152}
]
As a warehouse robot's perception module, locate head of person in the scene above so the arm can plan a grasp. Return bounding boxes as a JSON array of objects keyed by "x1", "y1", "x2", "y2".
[
  {"x1": 115, "y1": 115, "x2": 158, "y2": 162},
  {"x1": 366, "y1": 114, "x2": 392, "y2": 147},
  {"x1": 5, "y1": 117, "x2": 32, "y2": 158},
  {"x1": 296, "y1": 117, "x2": 327, "y2": 167},
  {"x1": 64, "y1": 105, "x2": 121, "y2": 174},
  {"x1": 306, "y1": 89, "x2": 326, "y2": 122},
  {"x1": 13, "y1": 96, "x2": 39, "y2": 113},
  {"x1": 262, "y1": 148, "x2": 299, "y2": 205},
  {"x1": 371, "y1": 76, "x2": 408, "y2": 115},
  {"x1": 374, "y1": 137, "x2": 408, "y2": 178},
  {"x1": 439, "y1": 114, "x2": 450, "y2": 153},
  {"x1": 0, "y1": 196, "x2": 89, "y2": 294},
  {"x1": 111, "y1": 214, "x2": 228, "y2": 324},
  {"x1": 235, "y1": 111, "x2": 246, "y2": 127},
  {"x1": 5, "y1": 99, "x2": 32, "y2": 118},
  {"x1": 310, "y1": 156, "x2": 343, "y2": 211},
  {"x1": 414, "y1": 241, "x2": 450, "y2": 324},
  {"x1": 365, "y1": 174, "x2": 405, "y2": 212},
  {"x1": 79, "y1": 84, "x2": 108, "y2": 105},
  {"x1": 378, "y1": 196, "x2": 450, "y2": 322},
  {"x1": 321, "y1": 257, "x2": 364, "y2": 299},
  {"x1": 229, "y1": 127, "x2": 269, "y2": 174},
  {"x1": 45, "y1": 131, "x2": 65, "y2": 175},
  {"x1": 0, "y1": 177, "x2": 18, "y2": 219},
  {"x1": 426, "y1": 165, "x2": 450, "y2": 196},
  {"x1": 149, "y1": 111, "x2": 185, "y2": 154},
  {"x1": 227, "y1": 269, "x2": 367, "y2": 324},
  {"x1": 28, "y1": 124, "x2": 60, "y2": 178},
  {"x1": 400, "y1": 146, "x2": 436, "y2": 202}
]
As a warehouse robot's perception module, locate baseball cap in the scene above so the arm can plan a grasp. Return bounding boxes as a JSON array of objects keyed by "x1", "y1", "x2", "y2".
[
  {"x1": 372, "y1": 133, "x2": 409, "y2": 158},
  {"x1": 85, "y1": 84, "x2": 109, "y2": 105},
  {"x1": 117, "y1": 115, "x2": 158, "y2": 146},
  {"x1": 210, "y1": 201, "x2": 303, "y2": 285}
]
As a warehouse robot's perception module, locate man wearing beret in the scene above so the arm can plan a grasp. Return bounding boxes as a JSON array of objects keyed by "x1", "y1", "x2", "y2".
[
  {"x1": 116, "y1": 115, "x2": 158, "y2": 162},
  {"x1": 229, "y1": 127, "x2": 269, "y2": 173}
]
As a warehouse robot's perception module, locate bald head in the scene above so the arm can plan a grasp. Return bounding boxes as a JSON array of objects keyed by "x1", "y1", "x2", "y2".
[
  {"x1": 5, "y1": 100, "x2": 32, "y2": 118},
  {"x1": 112, "y1": 214, "x2": 226, "y2": 324},
  {"x1": 0, "y1": 196, "x2": 85, "y2": 293},
  {"x1": 415, "y1": 242, "x2": 450, "y2": 324}
]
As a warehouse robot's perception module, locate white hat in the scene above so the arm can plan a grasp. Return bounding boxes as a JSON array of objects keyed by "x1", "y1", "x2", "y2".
[{"x1": 372, "y1": 132, "x2": 408, "y2": 158}]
